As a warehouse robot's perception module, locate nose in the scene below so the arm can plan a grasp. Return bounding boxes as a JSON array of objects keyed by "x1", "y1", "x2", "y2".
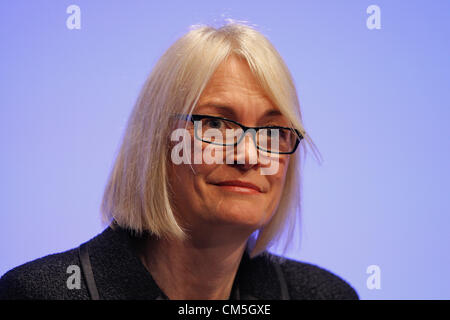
[{"x1": 231, "y1": 131, "x2": 260, "y2": 169}]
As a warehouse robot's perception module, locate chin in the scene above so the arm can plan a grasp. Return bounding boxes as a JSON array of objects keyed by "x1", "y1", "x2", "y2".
[{"x1": 213, "y1": 203, "x2": 271, "y2": 229}]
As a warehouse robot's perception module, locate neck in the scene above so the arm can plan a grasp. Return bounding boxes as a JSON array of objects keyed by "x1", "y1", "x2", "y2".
[{"x1": 138, "y1": 226, "x2": 252, "y2": 300}]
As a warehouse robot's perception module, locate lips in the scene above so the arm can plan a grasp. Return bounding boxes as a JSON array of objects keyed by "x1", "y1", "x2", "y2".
[{"x1": 213, "y1": 180, "x2": 262, "y2": 193}]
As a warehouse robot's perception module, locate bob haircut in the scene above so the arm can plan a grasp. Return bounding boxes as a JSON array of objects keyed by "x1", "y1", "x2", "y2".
[{"x1": 100, "y1": 21, "x2": 321, "y2": 258}]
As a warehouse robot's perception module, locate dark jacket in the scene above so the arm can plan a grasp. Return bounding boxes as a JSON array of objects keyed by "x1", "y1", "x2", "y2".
[{"x1": 0, "y1": 226, "x2": 358, "y2": 300}]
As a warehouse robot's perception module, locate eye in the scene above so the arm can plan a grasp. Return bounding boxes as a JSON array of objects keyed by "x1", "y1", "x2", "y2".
[
  {"x1": 204, "y1": 118, "x2": 224, "y2": 129},
  {"x1": 263, "y1": 128, "x2": 292, "y2": 141},
  {"x1": 279, "y1": 129, "x2": 289, "y2": 139}
]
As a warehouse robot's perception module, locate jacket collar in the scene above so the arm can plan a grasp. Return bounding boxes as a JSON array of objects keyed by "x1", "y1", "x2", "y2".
[{"x1": 86, "y1": 225, "x2": 282, "y2": 299}]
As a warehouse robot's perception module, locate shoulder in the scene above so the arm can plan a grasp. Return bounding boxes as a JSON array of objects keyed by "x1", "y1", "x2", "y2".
[
  {"x1": 254, "y1": 252, "x2": 359, "y2": 300},
  {"x1": 0, "y1": 247, "x2": 88, "y2": 300}
]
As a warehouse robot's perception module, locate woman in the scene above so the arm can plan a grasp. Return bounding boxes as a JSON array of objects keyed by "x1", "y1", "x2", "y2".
[{"x1": 0, "y1": 22, "x2": 358, "y2": 300}]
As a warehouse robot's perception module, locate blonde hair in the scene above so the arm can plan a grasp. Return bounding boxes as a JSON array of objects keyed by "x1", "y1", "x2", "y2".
[{"x1": 100, "y1": 21, "x2": 321, "y2": 257}]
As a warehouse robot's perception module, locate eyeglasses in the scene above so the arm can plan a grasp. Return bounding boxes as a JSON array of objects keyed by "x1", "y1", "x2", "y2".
[{"x1": 174, "y1": 114, "x2": 303, "y2": 154}]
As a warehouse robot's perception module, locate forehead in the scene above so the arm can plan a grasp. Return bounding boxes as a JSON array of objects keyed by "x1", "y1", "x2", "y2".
[{"x1": 197, "y1": 55, "x2": 280, "y2": 117}]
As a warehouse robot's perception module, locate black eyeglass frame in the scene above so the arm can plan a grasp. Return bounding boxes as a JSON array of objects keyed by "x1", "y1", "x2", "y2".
[{"x1": 174, "y1": 114, "x2": 303, "y2": 154}]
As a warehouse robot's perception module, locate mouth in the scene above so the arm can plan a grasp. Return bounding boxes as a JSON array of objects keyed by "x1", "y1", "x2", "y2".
[{"x1": 213, "y1": 180, "x2": 262, "y2": 194}]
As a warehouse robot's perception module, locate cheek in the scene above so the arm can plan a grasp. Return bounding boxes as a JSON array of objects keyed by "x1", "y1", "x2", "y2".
[
  {"x1": 268, "y1": 155, "x2": 290, "y2": 188},
  {"x1": 168, "y1": 160, "x2": 220, "y2": 202},
  {"x1": 264, "y1": 157, "x2": 290, "y2": 209}
]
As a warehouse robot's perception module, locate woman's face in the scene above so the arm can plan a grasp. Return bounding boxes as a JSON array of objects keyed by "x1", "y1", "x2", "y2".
[{"x1": 168, "y1": 55, "x2": 291, "y2": 235}]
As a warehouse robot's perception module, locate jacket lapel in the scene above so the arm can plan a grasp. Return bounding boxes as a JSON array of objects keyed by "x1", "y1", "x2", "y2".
[{"x1": 85, "y1": 226, "x2": 282, "y2": 300}]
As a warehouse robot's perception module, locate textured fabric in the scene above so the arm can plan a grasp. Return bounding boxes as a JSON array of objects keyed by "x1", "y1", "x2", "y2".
[{"x1": 0, "y1": 226, "x2": 359, "y2": 300}]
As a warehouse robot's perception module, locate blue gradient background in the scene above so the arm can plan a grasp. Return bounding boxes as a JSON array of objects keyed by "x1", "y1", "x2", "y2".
[{"x1": 1, "y1": 1, "x2": 449, "y2": 299}]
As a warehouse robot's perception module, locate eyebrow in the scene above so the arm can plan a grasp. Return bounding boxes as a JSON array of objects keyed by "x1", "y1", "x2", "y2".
[{"x1": 196, "y1": 103, "x2": 284, "y2": 120}]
